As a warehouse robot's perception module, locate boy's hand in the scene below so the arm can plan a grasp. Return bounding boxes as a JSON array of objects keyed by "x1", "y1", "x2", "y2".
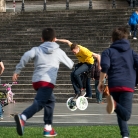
[
  {"x1": 12, "y1": 73, "x2": 19, "y2": 81},
  {"x1": 98, "y1": 82, "x2": 104, "y2": 93},
  {"x1": 55, "y1": 38, "x2": 58, "y2": 41}
]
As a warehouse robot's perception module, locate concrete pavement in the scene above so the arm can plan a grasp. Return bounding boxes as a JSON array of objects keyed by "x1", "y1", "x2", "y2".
[{"x1": 0, "y1": 102, "x2": 138, "y2": 126}]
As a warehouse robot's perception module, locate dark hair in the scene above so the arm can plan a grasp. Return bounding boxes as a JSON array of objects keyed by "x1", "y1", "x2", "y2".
[
  {"x1": 42, "y1": 28, "x2": 56, "y2": 42},
  {"x1": 70, "y1": 43, "x2": 79, "y2": 51},
  {"x1": 112, "y1": 27, "x2": 129, "y2": 42}
]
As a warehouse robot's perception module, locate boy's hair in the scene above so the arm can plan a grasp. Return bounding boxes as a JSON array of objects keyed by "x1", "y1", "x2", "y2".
[
  {"x1": 70, "y1": 43, "x2": 79, "y2": 51},
  {"x1": 112, "y1": 27, "x2": 129, "y2": 42},
  {"x1": 42, "y1": 28, "x2": 56, "y2": 42}
]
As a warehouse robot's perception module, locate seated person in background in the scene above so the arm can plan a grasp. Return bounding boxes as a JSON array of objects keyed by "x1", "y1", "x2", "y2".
[{"x1": 56, "y1": 38, "x2": 100, "y2": 100}]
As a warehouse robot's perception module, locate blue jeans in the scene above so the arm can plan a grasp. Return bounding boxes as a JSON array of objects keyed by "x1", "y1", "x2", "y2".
[
  {"x1": 110, "y1": 92, "x2": 133, "y2": 137},
  {"x1": 71, "y1": 63, "x2": 92, "y2": 94},
  {"x1": 95, "y1": 80, "x2": 102, "y2": 102},
  {"x1": 0, "y1": 103, "x2": 3, "y2": 118},
  {"x1": 22, "y1": 87, "x2": 55, "y2": 124}
]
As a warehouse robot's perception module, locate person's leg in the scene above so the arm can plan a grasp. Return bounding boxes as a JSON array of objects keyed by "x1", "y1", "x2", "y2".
[
  {"x1": 133, "y1": 0, "x2": 136, "y2": 7},
  {"x1": 95, "y1": 80, "x2": 99, "y2": 102},
  {"x1": 22, "y1": 87, "x2": 53, "y2": 119},
  {"x1": 110, "y1": 92, "x2": 133, "y2": 137},
  {"x1": 70, "y1": 71, "x2": 80, "y2": 95},
  {"x1": 133, "y1": 24, "x2": 137, "y2": 38},
  {"x1": 130, "y1": 25, "x2": 134, "y2": 35},
  {"x1": 14, "y1": 87, "x2": 54, "y2": 136},
  {"x1": 95, "y1": 80, "x2": 103, "y2": 103},
  {"x1": 44, "y1": 93, "x2": 55, "y2": 124},
  {"x1": 85, "y1": 77, "x2": 92, "y2": 98},
  {"x1": 43, "y1": 93, "x2": 57, "y2": 137},
  {"x1": 0, "y1": 103, "x2": 3, "y2": 119},
  {"x1": 73, "y1": 63, "x2": 89, "y2": 90}
]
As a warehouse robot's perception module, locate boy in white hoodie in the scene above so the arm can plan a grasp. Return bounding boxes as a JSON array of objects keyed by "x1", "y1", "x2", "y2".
[{"x1": 12, "y1": 28, "x2": 74, "y2": 137}]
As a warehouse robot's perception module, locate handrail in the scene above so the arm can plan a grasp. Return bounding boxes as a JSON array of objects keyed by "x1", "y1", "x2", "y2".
[{"x1": 11, "y1": 0, "x2": 136, "y2": 12}]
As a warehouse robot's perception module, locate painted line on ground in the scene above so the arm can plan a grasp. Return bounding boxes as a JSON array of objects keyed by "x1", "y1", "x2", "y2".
[{"x1": 32, "y1": 114, "x2": 138, "y2": 117}]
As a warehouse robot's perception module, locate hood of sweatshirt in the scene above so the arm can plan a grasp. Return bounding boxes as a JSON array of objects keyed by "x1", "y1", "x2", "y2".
[
  {"x1": 39, "y1": 41, "x2": 59, "y2": 54},
  {"x1": 110, "y1": 39, "x2": 130, "y2": 52}
]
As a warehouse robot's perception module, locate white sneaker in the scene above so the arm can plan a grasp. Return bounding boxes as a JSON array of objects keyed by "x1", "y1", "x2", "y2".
[
  {"x1": 133, "y1": 37, "x2": 137, "y2": 40},
  {"x1": 123, "y1": 137, "x2": 129, "y2": 138},
  {"x1": 106, "y1": 95, "x2": 115, "y2": 114}
]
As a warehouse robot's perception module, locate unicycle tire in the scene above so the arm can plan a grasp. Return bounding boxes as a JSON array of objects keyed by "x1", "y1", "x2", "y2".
[
  {"x1": 66, "y1": 97, "x2": 77, "y2": 111},
  {"x1": 76, "y1": 96, "x2": 88, "y2": 110}
]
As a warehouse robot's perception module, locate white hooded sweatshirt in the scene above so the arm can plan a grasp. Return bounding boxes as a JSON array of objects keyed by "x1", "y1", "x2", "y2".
[{"x1": 14, "y1": 42, "x2": 74, "y2": 85}]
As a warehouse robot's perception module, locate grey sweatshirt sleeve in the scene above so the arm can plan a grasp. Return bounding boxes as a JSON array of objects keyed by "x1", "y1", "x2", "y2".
[
  {"x1": 59, "y1": 49, "x2": 74, "y2": 69},
  {"x1": 14, "y1": 48, "x2": 36, "y2": 74}
]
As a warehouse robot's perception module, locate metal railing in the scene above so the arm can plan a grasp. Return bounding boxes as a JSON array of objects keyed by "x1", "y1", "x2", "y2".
[{"x1": 18, "y1": 0, "x2": 135, "y2": 12}]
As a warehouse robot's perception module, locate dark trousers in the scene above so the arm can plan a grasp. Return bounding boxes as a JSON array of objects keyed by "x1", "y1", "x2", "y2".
[
  {"x1": 110, "y1": 92, "x2": 133, "y2": 137},
  {"x1": 71, "y1": 63, "x2": 92, "y2": 94},
  {"x1": 22, "y1": 87, "x2": 55, "y2": 124},
  {"x1": 127, "y1": 0, "x2": 136, "y2": 7},
  {"x1": 130, "y1": 24, "x2": 137, "y2": 37}
]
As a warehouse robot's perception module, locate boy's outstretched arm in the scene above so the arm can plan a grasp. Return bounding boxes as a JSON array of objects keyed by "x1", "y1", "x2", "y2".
[
  {"x1": 55, "y1": 38, "x2": 72, "y2": 47},
  {"x1": 12, "y1": 48, "x2": 36, "y2": 81}
]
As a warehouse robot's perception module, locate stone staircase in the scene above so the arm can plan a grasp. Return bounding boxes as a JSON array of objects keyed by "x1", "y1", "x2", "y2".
[{"x1": 0, "y1": 8, "x2": 138, "y2": 103}]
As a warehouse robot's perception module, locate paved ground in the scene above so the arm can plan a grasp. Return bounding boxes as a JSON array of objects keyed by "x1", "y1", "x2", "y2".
[{"x1": 1, "y1": 102, "x2": 138, "y2": 127}]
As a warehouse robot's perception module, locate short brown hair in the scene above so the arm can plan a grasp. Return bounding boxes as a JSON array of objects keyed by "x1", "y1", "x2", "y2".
[
  {"x1": 70, "y1": 43, "x2": 79, "y2": 51},
  {"x1": 112, "y1": 27, "x2": 129, "y2": 42},
  {"x1": 42, "y1": 28, "x2": 56, "y2": 42}
]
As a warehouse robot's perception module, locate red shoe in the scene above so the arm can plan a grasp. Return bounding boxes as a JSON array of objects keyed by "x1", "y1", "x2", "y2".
[{"x1": 43, "y1": 128, "x2": 57, "y2": 137}]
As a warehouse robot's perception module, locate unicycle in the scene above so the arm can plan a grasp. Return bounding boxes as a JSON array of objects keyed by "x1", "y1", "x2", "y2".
[{"x1": 66, "y1": 96, "x2": 88, "y2": 111}]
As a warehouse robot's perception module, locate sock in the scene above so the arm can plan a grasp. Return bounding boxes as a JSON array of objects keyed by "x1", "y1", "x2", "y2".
[
  {"x1": 21, "y1": 114, "x2": 27, "y2": 121},
  {"x1": 44, "y1": 124, "x2": 52, "y2": 131}
]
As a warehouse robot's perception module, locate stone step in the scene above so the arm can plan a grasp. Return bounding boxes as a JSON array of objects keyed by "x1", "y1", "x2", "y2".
[
  {"x1": 0, "y1": 8, "x2": 138, "y2": 103},
  {"x1": 1, "y1": 82, "x2": 138, "y2": 91}
]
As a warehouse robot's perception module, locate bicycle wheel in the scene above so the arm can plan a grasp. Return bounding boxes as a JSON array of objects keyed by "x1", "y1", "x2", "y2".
[
  {"x1": 0, "y1": 91, "x2": 6, "y2": 99},
  {"x1": 0, "y1": 91, "x2": 8, "y2": 107}
]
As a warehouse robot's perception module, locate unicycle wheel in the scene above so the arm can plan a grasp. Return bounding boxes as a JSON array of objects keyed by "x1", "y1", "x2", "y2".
[
  {"x1": 66, "y1": 97, "x2": 77, "y2": 111},
  {"x1": 76, "y1": 96, "x2": 88, "y2": 110}
]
